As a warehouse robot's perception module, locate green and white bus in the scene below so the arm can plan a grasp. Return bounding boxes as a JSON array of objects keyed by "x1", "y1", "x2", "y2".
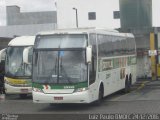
[{"x1": 31, "y1": 28, "x2": 136, "y2": 103}]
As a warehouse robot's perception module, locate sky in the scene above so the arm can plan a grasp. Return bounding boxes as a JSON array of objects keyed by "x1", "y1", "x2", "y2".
[{"x1": 0, "y1": 0, "x2": 160, "y2": 27}]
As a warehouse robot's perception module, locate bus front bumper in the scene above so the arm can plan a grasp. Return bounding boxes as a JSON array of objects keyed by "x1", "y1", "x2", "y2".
[
  {"x1": 5, "y1": 83, "x2": 32, "y2": 94},
  {"x1": 32, "y1": 91, "x2": 90, "y2": 103}
]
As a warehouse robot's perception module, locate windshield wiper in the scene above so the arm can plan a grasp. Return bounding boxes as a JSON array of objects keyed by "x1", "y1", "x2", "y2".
[
  {"x1": 60, "y1": 58, "x2": 72, "y2": 84},
  {"x1": 46, "y1": 58, "x2": 58, "y2": 83}
]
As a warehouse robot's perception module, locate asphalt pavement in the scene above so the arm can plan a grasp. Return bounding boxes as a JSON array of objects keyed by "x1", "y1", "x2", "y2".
[{"x1": 1, "y1": 80, "x2": 160, "y2": 120}]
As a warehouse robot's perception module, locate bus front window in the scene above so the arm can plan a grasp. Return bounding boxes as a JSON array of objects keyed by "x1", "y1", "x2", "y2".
[
  {"x1": 33, "y1": 50, "x2": 87, "y2": 84},
  {"x1": 5, "y1": 47, "x2": 32, "y2": 77}
]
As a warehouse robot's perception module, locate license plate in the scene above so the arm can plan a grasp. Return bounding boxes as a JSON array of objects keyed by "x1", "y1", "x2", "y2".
[
  {"x1": 21, "y1": 89, "x2": 28, "y2": 93},
  {"x1": 54, "y1": 97, "x2": 63, "y2": 100}
]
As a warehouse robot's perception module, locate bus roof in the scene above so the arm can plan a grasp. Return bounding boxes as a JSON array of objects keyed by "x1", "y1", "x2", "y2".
[
  {"x1": 37, "y1": 28, "x2": 134, "y2": 38},
  {"x1": 8, "y1": 36, "x2": 35, "y2": 46}
]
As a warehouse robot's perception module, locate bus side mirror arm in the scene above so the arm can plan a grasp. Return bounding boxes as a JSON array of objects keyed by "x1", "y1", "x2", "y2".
[{"x1": 86, "y1": 46, "x2": 92, "y2": 63}]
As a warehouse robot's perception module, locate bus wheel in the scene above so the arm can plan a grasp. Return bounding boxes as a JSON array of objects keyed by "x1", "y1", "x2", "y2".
[
  {"x1": 97, "y1": 84, "x2": 104, "y2": 104},
  {"x1": 129, "y1": 74, "x2": 132, "y2": 91},
  {"x1": 19, "y1": 94, "x2": 27, "y2": 99},
  {"x1": 124, "y1": 76, "x2": 130, "y2": 93}
]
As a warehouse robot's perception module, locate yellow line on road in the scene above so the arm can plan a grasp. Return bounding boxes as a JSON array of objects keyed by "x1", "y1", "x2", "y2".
[
  {"x1": 109, "y1": 81, "x2": 149, "y2": 101},
  {"x1": 137, "y1": 81, "x2": 149, "y2": 90}
]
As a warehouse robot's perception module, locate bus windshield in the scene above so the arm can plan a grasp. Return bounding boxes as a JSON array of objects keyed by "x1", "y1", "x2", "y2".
[
  {"x1": 5, "y1": 46, "x2": 32, "y2": 78},
  {"x1": 33, "y1": 50, "x2": 87, "y2": 84},
  {"x1": 35, "y1": 34, "x2": 87, "y2": 49}
]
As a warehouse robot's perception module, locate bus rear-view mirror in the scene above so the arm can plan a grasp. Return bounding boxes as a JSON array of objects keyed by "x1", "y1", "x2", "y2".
[
  {"x1": 0, "y1": 48, "x2": 6, "y2": 63},
  {"x1": 23, "y1": 47, "x2": 32, "y2": 64},
  {"x1": 86, "y1": 46, "x2": 92, "y2": 63}
]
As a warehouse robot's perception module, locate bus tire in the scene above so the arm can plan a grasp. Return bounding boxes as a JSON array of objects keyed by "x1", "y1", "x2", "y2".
[
  {"x1": 19, "y1": 94, "x2": 27, "y2": 99},
  {"x1": 96, "y1": 83, "x2": 104, "y2": 104},
  {"x1": 129, "y1": 74, "x2": 132, "y2": 91},
  {"x1": 124, "y1": 76, "x2": 130, "y2": 93}
]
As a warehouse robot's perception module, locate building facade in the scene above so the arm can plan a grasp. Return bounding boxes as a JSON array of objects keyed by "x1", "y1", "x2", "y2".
[
  {"x1": 0, "y1": 6, "x2": 57, "y2": 38},
  {"x1": 119, "y1": 0, "x2": 152, "y2": 29},
  {"x1": 56, "y1": 0, "x2": 120, "y2": 29},
  {"x1": 119, "y1": 0, "x2": 153, "y2": 78},
  {"x1": 6, "y1": 6, "x2": 57, "y2": 25}
]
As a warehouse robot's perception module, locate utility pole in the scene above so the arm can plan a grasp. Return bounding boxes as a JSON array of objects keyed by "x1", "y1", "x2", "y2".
[{"x1": 73, "y1": 7, "x2": 78, "y2": 28}]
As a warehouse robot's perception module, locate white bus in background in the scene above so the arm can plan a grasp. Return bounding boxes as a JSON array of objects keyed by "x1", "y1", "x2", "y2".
[
  {"x1": 4, "y1": 36, "x2": 35, "y2": 98},
  {"x1": 30, "y1": 28, "x2": 136, "y2": 103},
  {"x1": 0, "y1": 48, "x2": 6, "y2": 94}
]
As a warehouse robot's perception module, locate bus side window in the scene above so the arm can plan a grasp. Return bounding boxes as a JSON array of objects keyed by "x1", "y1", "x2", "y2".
[{"x1": 34, "y1": 52, "x2": 38, "y2": 66}]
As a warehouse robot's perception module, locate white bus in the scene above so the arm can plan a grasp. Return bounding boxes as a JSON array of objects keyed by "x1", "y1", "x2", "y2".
[
  {"x1": 4, "y1": 36, "x2": 35, "y2": 98},
  {"x1": 31, "y1": 28, "x2": 136, "y2": 103}
]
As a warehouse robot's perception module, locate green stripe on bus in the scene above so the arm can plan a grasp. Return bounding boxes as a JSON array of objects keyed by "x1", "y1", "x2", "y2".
[
  {"x1": 32, "y1": 82, "x2": 88, "y2": 89},
  {"x1": 51, "y1": 82, "x2": 88, "y2": 89},
  {"x1": 32, "y1": 83, "x2": 43, "y2": 89},
  {"x1": 75, "y1": 82, "x2": 88, "y2": 88}
]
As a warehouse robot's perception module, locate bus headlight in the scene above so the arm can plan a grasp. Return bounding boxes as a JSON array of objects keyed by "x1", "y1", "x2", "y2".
[
  {"x1": 74, "y1": 87, "x2": 88, "y2": 92},
  {"x1": 33, "y1": 88, "x2": 43, "y2": 93}
]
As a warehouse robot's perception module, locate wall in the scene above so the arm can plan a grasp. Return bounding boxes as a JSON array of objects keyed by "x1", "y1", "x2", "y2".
[
  {"x1": 6, "y1": 6, "x2": 57, "y2": 25},
  {"x1": 119, "y1": 0, "x2": 152, "y2": 29},
  {"x1": 57, "y1": 0, "x2": 120, "y2": 29},
  {"x1": 0, "y1": 6, "x2": 57, "y2": 38},
  {"x1": 0, "y1": 23, "x2": 57, "y2": 38}
]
